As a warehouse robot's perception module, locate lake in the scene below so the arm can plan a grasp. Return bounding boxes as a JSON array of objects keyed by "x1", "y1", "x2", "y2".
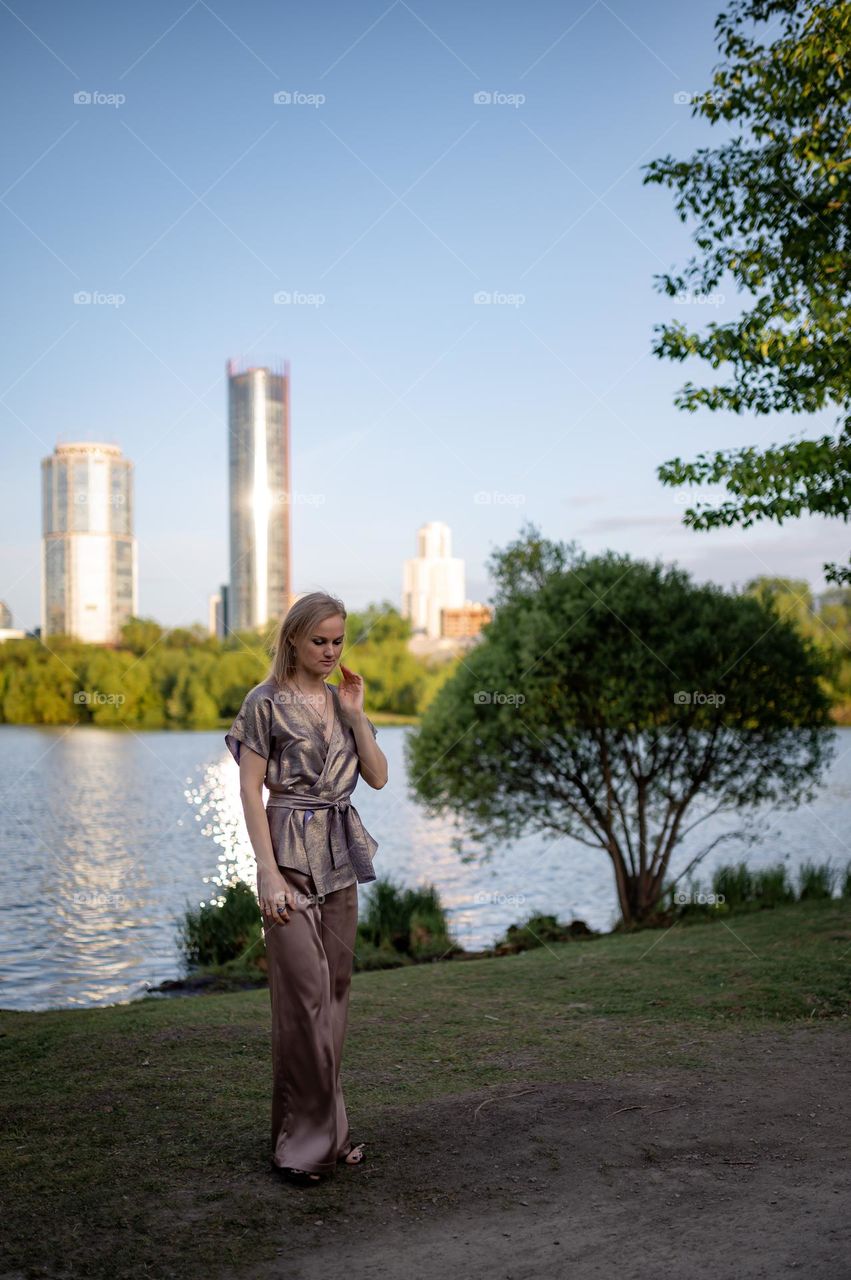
[{"x1": 0, "y1": 723, "x2": 848, "y2": 1010}]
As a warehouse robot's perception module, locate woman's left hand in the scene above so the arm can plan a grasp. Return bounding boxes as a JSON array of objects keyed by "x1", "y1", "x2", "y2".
[{"x1": 337, "y1": 663, "x2": 365, "y2": 721}]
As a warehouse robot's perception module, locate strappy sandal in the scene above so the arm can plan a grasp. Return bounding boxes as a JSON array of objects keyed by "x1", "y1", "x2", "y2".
[{"x1": 338, "y1": 1141, "x2": 367, "y2": 1166}]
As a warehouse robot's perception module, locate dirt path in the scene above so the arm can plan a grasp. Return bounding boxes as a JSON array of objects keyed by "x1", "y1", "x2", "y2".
[{"x1": 232, "y1": 1024, "x2": 849, "y2": 1280}]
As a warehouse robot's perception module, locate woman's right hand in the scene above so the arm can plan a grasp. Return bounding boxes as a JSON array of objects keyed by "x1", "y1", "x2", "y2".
[{"x1": 257, "y1": 867, "x2": 295, "y2": 927}]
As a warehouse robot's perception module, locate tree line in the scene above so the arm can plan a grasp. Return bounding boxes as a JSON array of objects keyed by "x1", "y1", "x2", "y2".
[
  {"x1": 0, "y1": 605, "x2": 451, "y2": 728},
  {"x1": 0, "y1": 576, "x2": 849, "y2": 728}
]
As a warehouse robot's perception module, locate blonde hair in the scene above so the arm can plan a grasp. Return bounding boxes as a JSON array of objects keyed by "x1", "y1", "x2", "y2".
[{"x1": 267, "y1": 590, "x2": 347, "y2": 688}]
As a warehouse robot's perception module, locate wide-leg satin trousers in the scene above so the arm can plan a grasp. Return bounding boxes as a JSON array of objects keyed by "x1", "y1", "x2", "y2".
[{"x1": 264, "y1": 865, "x2": 359, "y2": 1174}]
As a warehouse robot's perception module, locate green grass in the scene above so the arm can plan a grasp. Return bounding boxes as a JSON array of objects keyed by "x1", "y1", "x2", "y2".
[{"x1": 1, "y1": 897, "x2": 849, "y2": 1279}]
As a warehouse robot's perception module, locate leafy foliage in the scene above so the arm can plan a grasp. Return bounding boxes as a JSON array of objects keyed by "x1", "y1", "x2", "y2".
[
  {"x1": 178, "y1": 880, "x2": 264, "y2": 968},
  {"x1": 405, "y1": 525, "x2": 835, "y2": 925},
  {"x1": 0, "y1": 606, "x2": 438, "y2": 727},
  {"x1": 643, "y1": 0, "x2": 851, "y2": 583},
  {"x1": 355, "y1": 876, "x2": 457, "y2": 965},
  {"x1": 666, "y1": 856, "x2": 849, "y2": 919}
]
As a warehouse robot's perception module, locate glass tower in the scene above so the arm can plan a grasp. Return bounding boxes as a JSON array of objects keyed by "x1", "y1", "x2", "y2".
[
  {"x1": 41, "y1": 442, "x2": 137, "y2": 643},
  {"x1": 227, "y1": 359, "x2": 292, "y2": 633}
]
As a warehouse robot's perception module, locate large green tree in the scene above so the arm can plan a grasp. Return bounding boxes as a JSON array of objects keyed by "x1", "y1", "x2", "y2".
[
  {"x1": 405, "y1": 526, "x2": 834, "y2": 926},
  {"x1": 643, "y1": 0, "x2": 851, "y2": 583}
]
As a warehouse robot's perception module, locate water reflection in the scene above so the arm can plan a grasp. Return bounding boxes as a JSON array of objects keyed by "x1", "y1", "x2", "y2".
[
  {"x1": 0, "y1": 724, "x2": 848, "y2": 1011},
  {"x1": 186, "y1": 754, "x2": 259, "y2": 902}
]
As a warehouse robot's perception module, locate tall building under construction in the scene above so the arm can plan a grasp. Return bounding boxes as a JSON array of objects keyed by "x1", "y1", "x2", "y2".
[{"x1": 226, "y1": 359, "x2": 292, "y2": 633}]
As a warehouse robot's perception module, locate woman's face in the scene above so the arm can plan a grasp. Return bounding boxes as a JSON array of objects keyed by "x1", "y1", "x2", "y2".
[{"x1": 292, "y1": 614, "x2": 345, "y2": 679}]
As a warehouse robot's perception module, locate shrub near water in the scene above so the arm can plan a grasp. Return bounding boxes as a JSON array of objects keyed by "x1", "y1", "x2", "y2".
[
  {"x1": 492, "y1": 913, "x2": 596, "y2": 953},
  {"x1": 178, "y1": 881, "x2": 265, "y2": 972},
  {"x1": 176, "y1": 876, "x2": 458, "y2": 980},
  {"x1": 176, "y1": 860, "x2": 851, "y2": 986},
  {"x1": 666, "y1": 859, "x2": 850, "y2": 921},
  {"x1": 354, "y1": 877, "x2": 458, "y2": 970},
  {"x1": 797, "y1": 860, "x2": 837, "y2": 900}
]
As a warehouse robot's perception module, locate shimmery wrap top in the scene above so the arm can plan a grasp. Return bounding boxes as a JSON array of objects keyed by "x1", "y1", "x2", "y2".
[{"x1": 224, "y1": 678, "x2": 379, "y2": 896}]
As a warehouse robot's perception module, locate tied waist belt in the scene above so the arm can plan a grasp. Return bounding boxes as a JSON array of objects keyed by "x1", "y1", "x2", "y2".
[
  {"x1": 265, "y1": 791, "x2": 378, "y2": 879},
  {"x1": 265, "y1": 793, "x2": 352, "y2": 813}
]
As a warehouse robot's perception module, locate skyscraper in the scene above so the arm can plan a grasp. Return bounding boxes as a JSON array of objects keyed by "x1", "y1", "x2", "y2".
[
  {"x1": 41, "y1": 442, "x2": 137, "y2": 643},
  {"x1": 226, "y1": 359, "x2": 292, "y2": 633},
  {"x1": 402, "y1": 521, "x2": 465, "y2": 638}
]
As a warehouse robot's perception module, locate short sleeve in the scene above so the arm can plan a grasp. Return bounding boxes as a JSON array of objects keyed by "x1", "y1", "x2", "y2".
[{"x1": 224, "y1": 686, "x2": 272, "y2": 765}]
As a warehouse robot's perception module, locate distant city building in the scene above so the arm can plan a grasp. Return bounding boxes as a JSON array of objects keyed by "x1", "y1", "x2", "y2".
[
  {"x1": 0, "y1": 600, "x2": 26, "y2": 644},
  {"x1": 402, "y1": 521, "x2": 465, "y2": 639},
  {"x1": 441, "y1": 602, "x2": 492, "y2": 638},
  {"x1": 227, "y1": 359, "x2": 292, "y2": 633},
  {"x1": 208, "y1": 584, "x2": 230, "y2": 639},
  {"x1": 209, "y1": 592, "x2": 222, "y2": 638},
  {"x1": 41, "y1": 442, "x2": 137, "y2": 643}
]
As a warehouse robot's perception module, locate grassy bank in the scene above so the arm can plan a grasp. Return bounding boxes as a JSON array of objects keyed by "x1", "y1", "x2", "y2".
[{"x1": 2, "y1": 897, "x2": 849, "y2": 1279}]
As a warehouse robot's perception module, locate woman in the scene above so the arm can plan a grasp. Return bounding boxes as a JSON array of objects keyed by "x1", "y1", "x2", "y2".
[{"x1": 224, "y1": 591, "x2": 388, "y2": 1186}]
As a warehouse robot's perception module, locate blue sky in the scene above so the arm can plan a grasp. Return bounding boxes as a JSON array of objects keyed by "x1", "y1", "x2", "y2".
[{"x1": 1, "y1": 0, "x2": 842, "y2": 630}]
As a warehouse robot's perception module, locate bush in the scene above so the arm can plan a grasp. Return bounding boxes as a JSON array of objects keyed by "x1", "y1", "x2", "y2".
[
  {"x1": 178, "y1": 881, "x2": 265, "y2": 970},
  {"x1": 667, "y1": 859, "x2": 839, "y2": 922},
  {"x1": 351, "y1": 939, "x2": 412, "y2": 972},
  {"x1": 492, "y1": 912, "x2": 594, "y2": 953},
  {"x1": 752, "y1": 865, "x2": 795, "y2": 908},
  {"x1": 354, "y1": 876, "x2": 457, "y2": 969},
  {"x1": 711, "y1": 862, "x2": 754, "y2": 911},
  {"x1": 663, "y1": 877, "x2": 728, "y2": 919},
  {"x1": 797, "y1": 860, "x2": 837, "y2": 900}
]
